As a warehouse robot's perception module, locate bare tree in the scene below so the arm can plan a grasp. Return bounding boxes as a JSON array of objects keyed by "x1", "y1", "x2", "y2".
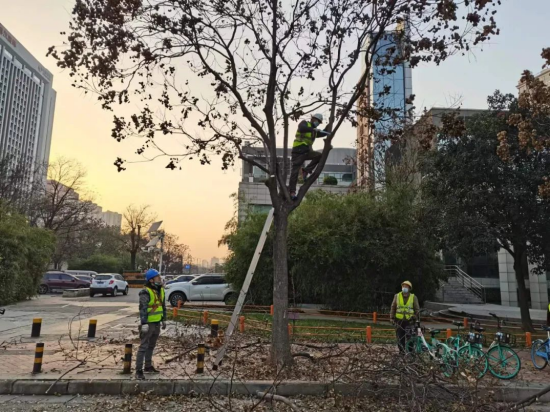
[
  {"x1": 34, "y1": 158, "x2": 101, "y2": 269},
  {"x1": 50, "y1": 0, "x2": 501, "y2": 365},
  {"x1": 122, "y1": 204, "x2": 156, "y2": 270}
]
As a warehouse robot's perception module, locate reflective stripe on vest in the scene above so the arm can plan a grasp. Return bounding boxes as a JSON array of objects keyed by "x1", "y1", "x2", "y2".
[
  {"x1": 146, "y1": 287, "x2": 165, "y2": 323},
  {"x1": 395, "y1": 292, "x2": 415, "y2": 320},
  {"x1": 293, "y1": 122, "x2": 314, "y2": 148}
]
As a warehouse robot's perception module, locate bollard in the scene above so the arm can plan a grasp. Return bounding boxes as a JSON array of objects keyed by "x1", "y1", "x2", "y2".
[
  {"x1": 211, "y1": 319, "x2": 219, "y2": 338},
  {"x1": 239, "y1": 316, "x2": 245, "y2": 333},
  {"x1": 31, "y1": 318, "x2": 42, "y2": 338},
  {"x1": 32, "y1": 343, "x2": 44, "y2": 374},
  {"x1": 196, "y1": 343, "x2": 205, "y2": 373},
  {"x1": 87, "y1": 319, "x2": 97, "y2": 341},
  {"x1": 172, "y1": 307, "x2": 177, "y2": 318},
  {"x1": 203, "y1": 310, "x2": 209, "y2": 326},
  {"x1": 177, "y1": 300, "x2": 183, "y2": 309},
  {"x1": 446, "y1": 328, "x2": 452, "y2": 339},
  {"x1": 270, "y1": 305, "x2": 274, "y2": 316},
  {"x1": 366, "y1": 326, "x2": 372, "y2": 344},
  {"x1": 463, "y1": 317, "x2": 468, "y2": 329},
  {"x1": 526, "y1": 332, "x2": 532, "y2": 348},
  {"x1": 373, "y1": 312, "x2": 377, "y2": 324},
  {"x1": 122, "y1": 344, "x2": 132, "y2": 374},
  {"x1": 288, "y1": 324, "x2": 293, "y2": 336}
]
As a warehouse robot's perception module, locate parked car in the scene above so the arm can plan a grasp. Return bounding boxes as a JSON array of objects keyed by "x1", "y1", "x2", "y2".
[
  {"x1": 65, "y1": 270, "x2": 98, "y2": 278},
  {"x1": 90, "y1": 274, "x2": 129, "y2": 297},
  {"x1": 38, "y1": 272, "x2": 91, "y2": 294},
  {"x1": 164, "y1": 274, "x2": 235, "y2": 307},
  {"x1": 74, "y1": 275, "x2": 93, "y2": 284},
  {"x1": 165, "y1": 275, "x2": 196, "y2": 286}
]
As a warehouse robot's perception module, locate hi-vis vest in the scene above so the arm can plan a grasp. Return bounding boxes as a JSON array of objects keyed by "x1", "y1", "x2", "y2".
[
  {"x1": 146, "y1": 287, "x2": 165, "y2": 323},
  {"x1": 293, "y1": 122, "x2": 315, "y2": 148},
  {"x1": 395, "y1": 292, "x2": 415, "y2": 320}
]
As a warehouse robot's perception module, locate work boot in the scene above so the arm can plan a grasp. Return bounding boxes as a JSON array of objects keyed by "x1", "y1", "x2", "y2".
[
  {"x1": 290, "y1": 192, "x2": 298, "y2": 201},
  {"x1": 135, "y1": 369, "x2": 145, "y2": 380},
  {"x1": 144, "y1": 365, "x2": 160, "y2": 373}
]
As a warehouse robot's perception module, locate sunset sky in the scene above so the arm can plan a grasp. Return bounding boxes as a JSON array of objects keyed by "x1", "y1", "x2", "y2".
[{"x1": 1, "y1": 0, "x2": 548, "y2": 262}]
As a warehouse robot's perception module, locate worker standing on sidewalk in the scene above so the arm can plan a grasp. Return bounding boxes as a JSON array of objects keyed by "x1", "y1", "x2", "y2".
[
  {"x1": 390, "y1": 281, "x2": 420, "y2": 353},
  {"x1": 135, "y1": 269, "x2": 166, "y2": 380}
]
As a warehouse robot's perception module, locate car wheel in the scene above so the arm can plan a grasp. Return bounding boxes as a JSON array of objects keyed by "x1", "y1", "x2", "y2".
[
  {"x1": 170, "y1": 292, "x2": 187, "y2": 308},
  {"x1": 90, "y1": 292, "x2": 95, "y2": 297},
  {"x1": 224, "y1": 292, "x2": 237, "y2": 305},
  {"x1": 102, "y1": 293, "x2": 106, "y2": 296},
  {"x1": 112, "y1": 287, "x2": 118, "y2": 297},
  {"x1": 38, "y1": 284, "x2": 48, "y2": 294},
  {"x1": 123, "y1": 286, "x2": 129, "y2": 296}
]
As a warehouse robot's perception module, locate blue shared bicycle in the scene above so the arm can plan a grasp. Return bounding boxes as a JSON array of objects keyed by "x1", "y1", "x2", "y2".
[{"x1": 531, "y1": 326, "x2": 550, "y2": 369}]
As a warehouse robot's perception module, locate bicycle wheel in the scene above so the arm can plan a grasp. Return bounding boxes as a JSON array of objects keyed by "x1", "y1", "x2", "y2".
[
  {"x1": 458, "y1": 345, "x2": 488, "y2": 379},
  {"x1": 486, "y1": 345, "x2": 521, "y2": 380},
  {"x1": 530, "y1": 340, "x2": 549, "y2": 370},
  {"x1": 435, "y1": 342, "x2": 456, "y2": 378},
  {"x1": 406, "y1": 336, "x2": 422, "y2": 354}
]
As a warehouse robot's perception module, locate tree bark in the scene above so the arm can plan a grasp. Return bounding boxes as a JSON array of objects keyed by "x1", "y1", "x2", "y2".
[
  {"x1": 130, "y1": 252, "x2": 137, "y2": 271},
  {"x1": 271, "y1": 206, "x2": 293, "y2": 366},
  {"x1": 513, "y1": 242, "x2": 535, "y2": 332}
]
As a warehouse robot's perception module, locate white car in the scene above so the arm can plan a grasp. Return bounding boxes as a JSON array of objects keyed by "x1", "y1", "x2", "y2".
[
  {"x1": 90, "y1": 273, "x2": 129, "y2": 297},
  {"x1": 165, "y1": 274, "x2": 235, "y2": 307}
]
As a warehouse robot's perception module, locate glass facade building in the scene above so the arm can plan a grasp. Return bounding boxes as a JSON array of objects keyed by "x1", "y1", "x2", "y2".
[{"x1": 0, "y1": 22, "x2": 56, "y2": 173}]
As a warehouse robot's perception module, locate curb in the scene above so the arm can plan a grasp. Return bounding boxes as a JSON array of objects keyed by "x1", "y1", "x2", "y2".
[{"x1": 0, "y1": 379, "x2": 548, "y2": 402}]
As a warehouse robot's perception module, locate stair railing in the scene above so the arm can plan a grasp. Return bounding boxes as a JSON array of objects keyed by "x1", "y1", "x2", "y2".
[{"x1": 444, "y1": 265, "x2": 486, "y2": 303}]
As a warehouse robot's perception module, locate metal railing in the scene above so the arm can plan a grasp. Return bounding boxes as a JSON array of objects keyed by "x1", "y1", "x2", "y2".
[{"x1": 444, "y1": 265, "x2": 486, "y2": 303}]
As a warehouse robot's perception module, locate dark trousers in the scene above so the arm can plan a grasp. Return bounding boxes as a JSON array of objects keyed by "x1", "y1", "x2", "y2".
[
  {"x1": 289, "y1": 146, "x2": 322, "y2": 193},
  {"x1": 136, "y1": 322, "x2": 161, "y2": 370},
  {"x1": 396, "y1": 319, "x2": 412, "y2": 353}
]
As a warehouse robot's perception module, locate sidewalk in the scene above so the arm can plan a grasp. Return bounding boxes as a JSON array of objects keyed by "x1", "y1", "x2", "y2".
[{"x1": 447, "y1": 303, "x2": 548, "y2": 323}]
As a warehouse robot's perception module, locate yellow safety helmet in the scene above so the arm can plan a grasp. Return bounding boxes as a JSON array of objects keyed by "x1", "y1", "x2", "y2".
[{"x1": 401, "y1": 280, "x2": 412, "y2": 289}]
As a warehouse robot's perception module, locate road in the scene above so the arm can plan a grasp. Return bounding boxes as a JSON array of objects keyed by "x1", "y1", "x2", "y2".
[{"x1": 0, "y1": 289, "x2": 140, "y2": 341}]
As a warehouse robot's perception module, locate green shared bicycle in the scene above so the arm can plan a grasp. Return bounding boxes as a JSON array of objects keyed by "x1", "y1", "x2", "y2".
[
  {"x1": 484, "y1": 312, "x2": 521, "y2": 380},
  {"x1": 447, "y1": 316, "x2": 488, "y2": 379}
]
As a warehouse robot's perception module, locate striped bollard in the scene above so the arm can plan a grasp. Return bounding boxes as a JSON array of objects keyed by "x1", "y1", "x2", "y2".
[
  {"x1": 172, "y1": 307, "x2": 177, "y2": 318},
  {"x1": 32, "y1": 343, "x2": 44, "y2": 374},
  {"x1": 88, "y1": 319, "x2": 97, "y2": 341},
  {"x1": 239, "y1": 316, "x2": 245, "y2": 333},
  {"x1": 211, "y1": 319, "x2": 219, "y2": 338},
  {"x1": 366, "y1": 326, "x2": 372, "y2": 344},
  {"x1": 122, "y1": 344, "x2": 132, "y2": 374},
  {"x1": 526, "y1": 332, "x2": 532, "y2": 348},
  {"x1": 270, "y1": 305, "x2": 274, "y2": 316},
  {"x1": 372, "y1": 312, "x2": 377, "y2": 324},
  {"x1": 446, "y1": 328, "x2": 452, "y2": 339},
  {"x1": 31, "y1": 318, "x2": 42, "y2": 338},
  {"x1": 196, "y1": 344, "x2": 205, "y2": 373},
  {"x1": 203, "y1": 310, "x2": 209, "y2": 326}
]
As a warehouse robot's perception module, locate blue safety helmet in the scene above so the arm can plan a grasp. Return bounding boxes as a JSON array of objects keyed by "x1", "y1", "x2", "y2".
[{"x1": 145, "y1": 269, "x2": 160, "y2": 282}]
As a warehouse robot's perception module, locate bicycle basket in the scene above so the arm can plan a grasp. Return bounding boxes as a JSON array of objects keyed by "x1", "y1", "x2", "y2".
[
  {"x1": 496, "y1": 332, "x2": 515, "y2": 345},
  {"x1": 467, "y1": 332, "x2": 484, "y2": 344}
]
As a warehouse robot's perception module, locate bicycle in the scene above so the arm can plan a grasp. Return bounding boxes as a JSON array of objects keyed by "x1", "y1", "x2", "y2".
[
  {"x1": 531, "y1": 326, "x2": 550, "y2": 369},
  {"x1": 455, "y1": 318, "x2": 489, "y2": 379},
  {"x1": 405, "y1": 320, "x2": 455, "y2": 378},
  {"x1": 446, "y1": 320, "x2": 466, "y2": 350},
  {"x1": 481, "y1": 313, "x2": 520, "y2": 379}
]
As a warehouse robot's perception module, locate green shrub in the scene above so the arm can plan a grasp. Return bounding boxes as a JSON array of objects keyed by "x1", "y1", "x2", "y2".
[
  {"x1": 0, "y1": 203, "x2": 56, "y2": 305},
  {"x1": 69, "y1": 254, "x2": 125, "y2": 274},
  {"x1": 323, "y1": 175, "x2": 338, "y2": 185}
]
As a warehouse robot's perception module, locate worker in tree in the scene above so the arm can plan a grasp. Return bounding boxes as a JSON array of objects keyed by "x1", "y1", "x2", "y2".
[
  {"x1": 135, "y1": 268, "x2": 166, "y2": 380},
  {"x1": 288, "y1": 113, "x2": 331, "y2": 200},
  {"x1": 390, "y1": 280, "x2": 420, "y2": 353}
]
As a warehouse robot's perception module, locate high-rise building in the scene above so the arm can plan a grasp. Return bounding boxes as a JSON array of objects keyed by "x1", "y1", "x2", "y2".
[
  {"x1": 357, "y1": 27, "x2": 413, "y2": 188},
  {"x1": 0, "y1": 22, "x2": 56, "y2": 171},
  {"x1": 211, "y1": 257, "x2": 220, "y2": 268}
]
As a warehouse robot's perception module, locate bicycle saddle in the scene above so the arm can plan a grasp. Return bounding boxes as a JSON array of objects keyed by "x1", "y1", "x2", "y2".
[
  {"x1": 542, "y1": 326, "x2": 550, "y2": 332},
  {"x1": 452, "y1": 321, "x2": 463, "y2": 327},
  {"x1": 429, "y1": 329, "x2": 441, "y2": 335},
  {"x1": 474, "y1": 326, "x2": 485, "y2": 332}
]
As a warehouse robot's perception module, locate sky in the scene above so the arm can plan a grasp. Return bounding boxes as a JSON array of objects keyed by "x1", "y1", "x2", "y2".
[{"x1": 0, "y1": 0, "x2": 548, "y2": 262}]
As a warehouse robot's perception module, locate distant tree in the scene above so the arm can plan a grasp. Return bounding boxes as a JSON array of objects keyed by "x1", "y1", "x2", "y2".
[
  {"x1": 70, "y1": 254, "x2": 123, "y2": 274},
  {"x1": 51, "y1": 0, "x2": 501, "y2": 365},
  {"x1": 421, "y1": 93, "x2": 550, "y2": 332},
  {"x1": 122, "y1": 205, "x2": 156, "y2": 270}
]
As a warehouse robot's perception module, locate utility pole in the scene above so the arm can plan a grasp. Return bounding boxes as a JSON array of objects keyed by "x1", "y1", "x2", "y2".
[{"x1": 158, "y1": 231, "x2": 165, "y2": 275}]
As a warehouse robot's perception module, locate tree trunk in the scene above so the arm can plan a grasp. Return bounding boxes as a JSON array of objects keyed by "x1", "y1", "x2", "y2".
[
  {"x1": 513, "y1": 243, "x2": 535, "y2": 332},
  {"x1": 130, "y1": 251, "x2": 137, "y2": 270},
  {"x1": 271, "y1": 206, "x2": 293, "y2": 366}
]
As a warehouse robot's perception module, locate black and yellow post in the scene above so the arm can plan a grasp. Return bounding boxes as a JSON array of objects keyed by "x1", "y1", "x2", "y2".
[
  {"x1": 122, "y1": 344, "x2": 132, "y2": 374},
  {"x1": 33, "y1": 343, "x2": 44, "y2": 374},
  {"x1": 31, "y1": 318, "x2": 42, "y2": 338},
  {"x1": 87, "y1": 319, "x2": 97, "y2": 341},
  {"x1": 210, "y1": 319, "x2": 219, "y2": 338},
  {"x1": 196, "y1": 343, "x2": 205, "y2": 373}
]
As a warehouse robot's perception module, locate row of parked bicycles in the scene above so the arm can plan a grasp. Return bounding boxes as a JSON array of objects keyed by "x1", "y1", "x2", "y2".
[{"x1": 405, "y1": 312, "x2": 550, "y2": 380}]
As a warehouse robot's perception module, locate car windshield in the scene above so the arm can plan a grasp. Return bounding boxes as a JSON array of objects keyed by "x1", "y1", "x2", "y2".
[{"x1": 95, "y1": 275, "x2": 112, "y2": 280}]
